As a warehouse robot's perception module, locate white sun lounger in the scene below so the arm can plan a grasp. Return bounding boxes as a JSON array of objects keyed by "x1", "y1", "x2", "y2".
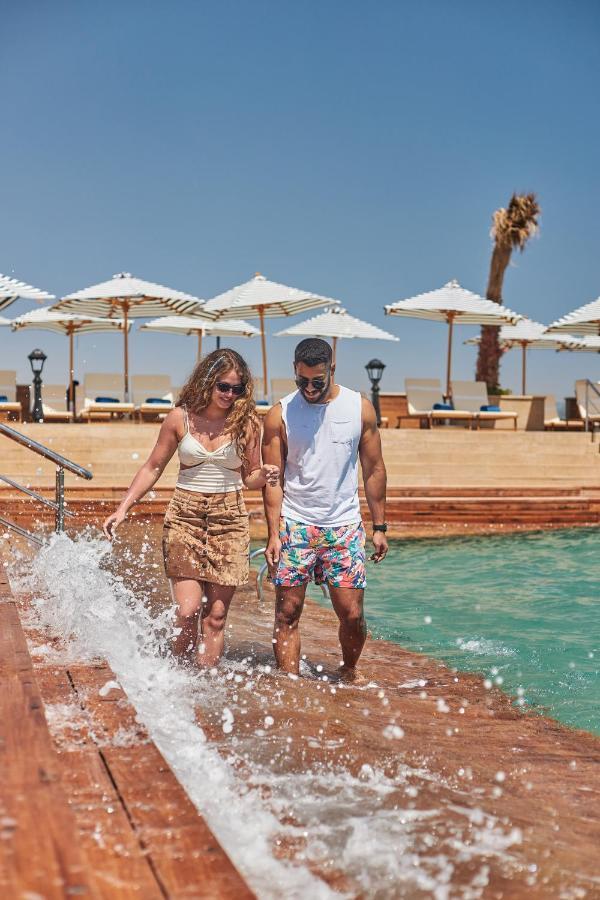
[
  {"x1": 575, "y1": 380, "x2": 600, "y2": 431},
  {"x1": 451, "y1": 381, "x2": 518, "y2": 430},
  {"x1": 132, "y1": 375, "x2": 174, "y2": 422},
  {"x1": 544, "y1": 394, "x2": 583, "y2": 430},
  {"x1": 80, "y1": 374, "x2": 135, "y2": 422},
  {"x1": 0, "y1": 370, "x2": 22, "y2": 422},
  {"x1": 399, "y1": 378, "x2": 476, "y2": 428},
  {"x1": 41, "y1": 385, "x2": 74, "y2": 422}
]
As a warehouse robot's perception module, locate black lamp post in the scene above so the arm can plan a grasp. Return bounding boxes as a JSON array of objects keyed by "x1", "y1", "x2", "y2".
[
  {"x1": 28, "y1": 348, "x2": 47, "y2": 422},
  {"x1": 365, "y1": 358, "x2": 385, "y2": 426}
]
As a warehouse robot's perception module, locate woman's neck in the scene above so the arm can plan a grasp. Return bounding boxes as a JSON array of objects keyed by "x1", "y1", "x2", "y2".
[{"x1": 200, "y1": 402, "x2": 228, "y2": 421}]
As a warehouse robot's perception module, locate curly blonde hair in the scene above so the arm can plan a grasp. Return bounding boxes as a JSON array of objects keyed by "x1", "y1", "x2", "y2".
[{"x1": 176, "y1": 349, "x2": 259, "y2": 464}]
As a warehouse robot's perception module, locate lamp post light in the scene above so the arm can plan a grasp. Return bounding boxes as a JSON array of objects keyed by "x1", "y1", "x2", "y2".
[
  {"x1": 365, "y1": 358, "x2": 385, "y2": 427},
  {"x1": 28, "y1": 348, "x2": 47, "y2": 422}
]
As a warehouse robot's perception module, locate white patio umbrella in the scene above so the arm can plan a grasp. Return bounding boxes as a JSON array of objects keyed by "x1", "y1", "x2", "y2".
[
  {"x1": 0, "y1": 315, "x2": 11, "y2": 327},
  {"x1": 139, "y1": 315, "x2": 260, "y2": 360},
  {"x1": 204, "y1": 273, "x2": 340, "y2": 399},
  {"x1": 275, "y1": 306, "x2": 399, "y2": 364},
  {"x1": 0, "y1": 272, "x2": 54, "y2": 312},
  {"x1": 51, "y1": 272, "x2": 207, "y2": 399},
  {"x1": 546, "y1": 294, "x2": 600, "y2": 336},
  {"x1": 464, "y1": 318, "x2": 576, "y2": 394},
  {"x1": 11, "y1": 307, "x2": 131, "y2": 413},
  {"x1": 384, "y1": 279, "x2": 522, "y2": 396}
]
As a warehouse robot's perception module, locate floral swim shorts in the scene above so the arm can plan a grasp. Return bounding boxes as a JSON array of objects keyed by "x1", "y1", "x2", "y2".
[{"x1": 272, "y1": 519, "x2": 367, "y2": 589}]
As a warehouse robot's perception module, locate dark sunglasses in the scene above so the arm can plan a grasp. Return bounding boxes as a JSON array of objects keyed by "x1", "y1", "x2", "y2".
[
  {"x1": 295, "y1": 375, "x2": 327, "y2": 391},
  {"x1": 215, "y1": 381, "x2": 245, "y2": 396}
]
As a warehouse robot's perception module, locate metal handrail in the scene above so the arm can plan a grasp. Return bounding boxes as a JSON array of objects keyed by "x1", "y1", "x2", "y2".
[
  {"x1": 0, "y1": 422, "x2": 93, "y2": 479},
  {"x1": 0, "y1": 515, "x2": 44, "y2": 547},
  {"x1": 0, "y1": 421, "x2": 93, "y2": 538},
  {"x1": 0, "y1": 474, "x2": 75, "y2": 517},
  {"x1": 582, "y1": 380, "x2": 600, "y2": 440}
]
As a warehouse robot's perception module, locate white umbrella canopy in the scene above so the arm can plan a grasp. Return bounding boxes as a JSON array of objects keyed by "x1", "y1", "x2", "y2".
[
  {"x1": 385, "y1": 279, "x2": 523, "y2": 396},
  {"x1": 561, "y1": 336, "x2": 600, "y2": 352},
  {"x1": 204, "y1": 273, "x2": 341, "y2": 399},
  {"x1": 275, "y1": 306, "x2": 399, "y2": 364},
  {"x1": 0, "y1": 315, "x2": 11, "y2": 327},
  {"x1": 140, "y1": 315, "x2": 260, "y2": 360},
  {"x1": 11, "y1": 306, "x2": 131, "y2": 413},
  {"x1": 52, "y1": 272, "x2": 208, "y2": 399},
  {"x1": 464, "y1": 319, "x2": 576, "y2": 394},
  {"x1": 0, "y1": 272, "x2": 55, "y2": 312},
  {"x1": 546, "y1": 295, "x2": 600, "y2": 336}
]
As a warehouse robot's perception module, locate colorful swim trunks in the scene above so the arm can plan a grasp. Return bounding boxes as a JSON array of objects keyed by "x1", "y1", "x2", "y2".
[{"x1": 272, "y1": 519, "x2": 367, "y2": 589}]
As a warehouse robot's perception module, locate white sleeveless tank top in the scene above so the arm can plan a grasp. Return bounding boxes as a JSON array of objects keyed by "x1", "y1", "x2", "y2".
[
  {"x1": 176, "y1": 408, "x2": 243, "y2": 494},
  {"x1": 280, "y1": 385, "x2": 362, "y2": 527}
]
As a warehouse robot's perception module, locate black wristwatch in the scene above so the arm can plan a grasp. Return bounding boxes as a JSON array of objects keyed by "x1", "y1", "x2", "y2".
[{"x1": 373, "y1": 523, "x2": 388, "y2": 533}]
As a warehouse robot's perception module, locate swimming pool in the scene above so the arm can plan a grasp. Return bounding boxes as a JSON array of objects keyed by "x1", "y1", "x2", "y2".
[{"x1": 306, "y1": 528, "x2": 599, "y2": 735}]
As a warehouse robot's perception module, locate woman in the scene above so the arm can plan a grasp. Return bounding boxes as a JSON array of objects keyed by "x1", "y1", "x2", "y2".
[{"x1": 103, "y1": 349, "x2": 279, "y2": 667}]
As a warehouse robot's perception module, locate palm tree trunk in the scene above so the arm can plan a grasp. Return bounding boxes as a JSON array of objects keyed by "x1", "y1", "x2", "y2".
[{"x1": 475, "y1": 242, "x2": 512, "y2": 392}]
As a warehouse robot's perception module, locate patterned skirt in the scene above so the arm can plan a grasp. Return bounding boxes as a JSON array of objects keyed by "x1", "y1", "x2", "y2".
[{"x1": 162, "y1": 487, "x2": 249, "y2": 585}]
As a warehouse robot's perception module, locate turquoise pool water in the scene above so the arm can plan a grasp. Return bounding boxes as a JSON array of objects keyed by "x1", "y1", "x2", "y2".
[{"x1": 268, "y1": 529, "x2": 599, "y2": 735}]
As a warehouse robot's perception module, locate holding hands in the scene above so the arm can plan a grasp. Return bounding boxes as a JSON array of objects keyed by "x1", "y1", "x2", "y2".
[{"x1": 261, "y1": 463, "x2": 280, "y2": 487}]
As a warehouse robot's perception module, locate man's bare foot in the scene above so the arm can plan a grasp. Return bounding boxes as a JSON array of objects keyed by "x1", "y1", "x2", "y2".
[{"x1": 338, "y1": 665, "x2": 367, "y2": 685}]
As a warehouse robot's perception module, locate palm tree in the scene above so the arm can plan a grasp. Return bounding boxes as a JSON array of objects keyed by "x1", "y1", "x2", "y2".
[{"x1": 476, "y1": 193, "x2": 540, "y2": 393}]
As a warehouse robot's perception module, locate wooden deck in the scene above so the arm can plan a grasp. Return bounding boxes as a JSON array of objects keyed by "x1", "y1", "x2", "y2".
[{"x1": 0, "y1": 567, "x2": 254, "y2": 900}]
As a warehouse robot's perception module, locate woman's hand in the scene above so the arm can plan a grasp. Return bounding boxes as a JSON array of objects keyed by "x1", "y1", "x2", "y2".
[
  {"x1": 261, "y1": 464, "x2": 280, "y2": 487},
  {"x1": 102, "y1": 508, "x2": 127, "y2": 540}
]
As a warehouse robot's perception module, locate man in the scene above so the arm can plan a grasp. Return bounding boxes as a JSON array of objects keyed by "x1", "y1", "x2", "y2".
[{"x1": 262, "y1": 337, "x2": 388, "y2": 679}]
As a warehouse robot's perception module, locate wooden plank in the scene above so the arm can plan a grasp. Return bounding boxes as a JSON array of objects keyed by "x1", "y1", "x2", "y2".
[
  {"x1": 0, "y1": 598, "x2": 95, "y2": 899},
  {"x1": 68, "y1": 664, "x2": 255, "y2": 900}
]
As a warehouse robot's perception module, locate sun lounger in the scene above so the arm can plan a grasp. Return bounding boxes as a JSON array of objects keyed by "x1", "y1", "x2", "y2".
[
  {"x1": 575, "y1": 380, "x2": 600, "y2": 431},
  {"x1": 79, "y1": 374, "x2": 135, "y2": 422},
  {"x1": 451, "y1": 381, "x2": 518, "y2": 430},
  {"x1": 544, "y1": 394, "x2": 583, "y2": 430},
  {"x1": 398, "y1": 379, "x2": 476, "y2": 428},
  {"x1": 0, "y1": 371, "x2": 22, "y2": 422},
  {"x1": 41, "y1": 385, "x2": 74, "y2": 422},
  {"x1": 132, "y1": 375, "x2": 174, "y2": 422}
]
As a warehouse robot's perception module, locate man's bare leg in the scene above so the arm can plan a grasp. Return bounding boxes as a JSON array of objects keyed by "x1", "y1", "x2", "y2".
[
  {"x1": 198, "y1": 583, "x2": 235, "y2": 668},
  {"x1": 273, "y1": 584, "x2": 307, "y2": 674},
  {"x1": 170, "y1": 578, "x2": 203, "y2": 659},
  {"x1": 329, "y1": 586, "x2": 366, "y2": 677}
]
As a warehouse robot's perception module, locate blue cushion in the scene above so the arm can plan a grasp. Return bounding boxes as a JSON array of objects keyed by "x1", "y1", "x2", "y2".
[
  {"x1": 95, "y1": 396, "x2": 119, "y2": 403},
  {"x1": 433, "y1": 402, "x2": 453, "y2": 410},
  {"x1": 0, "y1": 395, "x2": 8, "y2": 402},
  {"x1": 256, "y1": 399, "x2": 270, "y2": 406},
  {"x1": 480, "y1": 404, "x2": 501, "y2": 412},
  {"x1": 145, "y1": 397, "x2": 170, "y2": 404}
]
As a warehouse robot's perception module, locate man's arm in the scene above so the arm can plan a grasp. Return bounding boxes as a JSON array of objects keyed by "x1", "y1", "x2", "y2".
[
  {"x1": 261, "y1": 403, "x2": 286, "y2": 569},
  {"x1": 358, "y1": 397, "x2": 388, "y2": 561}
]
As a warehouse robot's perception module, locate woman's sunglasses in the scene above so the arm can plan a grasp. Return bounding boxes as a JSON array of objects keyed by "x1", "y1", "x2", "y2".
[
  {"x1": 215, "y1": 381, "x2": 245, "y2": 396},
  {"x1": 295, "y1": 376, "x2": 327, "y2": 391}
]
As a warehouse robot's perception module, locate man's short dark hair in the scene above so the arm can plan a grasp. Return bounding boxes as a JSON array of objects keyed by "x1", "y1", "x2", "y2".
[{"x1": 294, "y1": 338, "x2": 332, "y2": 367}]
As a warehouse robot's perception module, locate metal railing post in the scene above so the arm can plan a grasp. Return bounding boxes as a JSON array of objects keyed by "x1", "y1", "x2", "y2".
[{"x1": 55, "y1": 466, "x2": 65, "y2": 533}]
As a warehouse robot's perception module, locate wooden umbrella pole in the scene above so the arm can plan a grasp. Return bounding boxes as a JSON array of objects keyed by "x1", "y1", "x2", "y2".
[
  {"x1": 68, "y1": 327, "x2": 75, "y2": 417},
  {"x1": 332, "y1": 336, "x2": 337, "y2": 366},
  {"x1": 123, "y1": 304, "x2": 129, "y2": 401},
  {"x1": 197, "y1": 331, "x2": 203, "y2": 361},
  {"x1": 446, "y1": 314, "x2": 454, "y2": 399},
  {"x1": 522, "y1": 342, "x2": 527, "y2": 395},
  {"x1": 259, "y1": 306, "x2": 268, "y2": 400}
]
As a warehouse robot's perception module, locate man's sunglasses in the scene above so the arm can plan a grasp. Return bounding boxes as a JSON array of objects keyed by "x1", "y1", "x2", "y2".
[
  {"x1": 295, "y1": 375, "x2": 327, "y2": 391},
  {"x1": 215, "y1": 381, "x2": 245, "y2": 396}
]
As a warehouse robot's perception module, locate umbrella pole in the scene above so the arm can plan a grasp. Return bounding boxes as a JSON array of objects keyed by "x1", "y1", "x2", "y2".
[
  {"x1": 522, "y1": 342, "x2": 527, "y2": 395},
  {"x1": 259, "y1": 306, "x2": 268, "y2": 401},
  {"x1": 197, "y1": 331, "x2": 203, "y2": 361},
  {"x1": 332, "y1": 336, "x2": 337, "y2": 366},
  {"x1": 123, "y1": 305, "x2": 129, "y2": 401},
  {"x1": 68, "y1": 328, "x2": 75, "y2": 418},
  {"x1": 446, "y1": 315, "x2": 454, "y2": 399}
]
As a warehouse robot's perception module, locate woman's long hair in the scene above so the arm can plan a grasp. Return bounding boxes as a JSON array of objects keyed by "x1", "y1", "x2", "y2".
[{"x1": 176, "y1": 349, "x2": 258, "y2": 464}]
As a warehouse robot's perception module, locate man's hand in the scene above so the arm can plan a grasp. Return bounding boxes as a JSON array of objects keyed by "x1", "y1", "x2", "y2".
[
  {"x1": 370, "y1": 530, "x2": 388, "y2": 563},
  {"x1": 264, "y1": 536, "x2": 282, "y2": 575}
]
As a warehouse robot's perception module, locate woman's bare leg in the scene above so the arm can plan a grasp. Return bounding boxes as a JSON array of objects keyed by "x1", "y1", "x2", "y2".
[
  {"x1": 198, "y1": 583, "x2": 236, "y2": 667},
  {"x1": 170, "y1": 578, "x2": 204, "y2": 659}
]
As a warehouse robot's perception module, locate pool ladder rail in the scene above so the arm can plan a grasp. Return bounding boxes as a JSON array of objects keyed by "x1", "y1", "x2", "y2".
[{"x1": 0, "y1": 421, "x2": 93, "y2": 546}]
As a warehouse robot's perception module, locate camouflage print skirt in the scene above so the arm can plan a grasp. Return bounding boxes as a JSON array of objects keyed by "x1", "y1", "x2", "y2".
[{"x1": 162, "y1": 487, "x2": 249, "y2": 586}]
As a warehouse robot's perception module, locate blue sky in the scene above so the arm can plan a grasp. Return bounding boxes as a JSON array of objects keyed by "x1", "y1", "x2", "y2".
[{"x1": 2, "y1": 0, "x2": 599, "y2": 398}]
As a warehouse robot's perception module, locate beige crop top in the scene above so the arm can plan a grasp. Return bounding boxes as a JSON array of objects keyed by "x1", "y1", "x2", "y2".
[{"x1": 176, "y1": 407, "x2": 244, "y2": 494}]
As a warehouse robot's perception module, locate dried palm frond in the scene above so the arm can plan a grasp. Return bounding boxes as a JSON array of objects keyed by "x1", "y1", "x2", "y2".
[{"x1": 491, "y1": 193, "x2": 540, "y2": 252}]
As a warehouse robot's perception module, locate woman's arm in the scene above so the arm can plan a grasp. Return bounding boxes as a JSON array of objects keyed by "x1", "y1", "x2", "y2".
[
  {"x1": 241, "y1": 422, "x2": 279, "y2": 490},
  {"x1": 102, "y1": 408, "x2": 182, "y2": 538}
]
